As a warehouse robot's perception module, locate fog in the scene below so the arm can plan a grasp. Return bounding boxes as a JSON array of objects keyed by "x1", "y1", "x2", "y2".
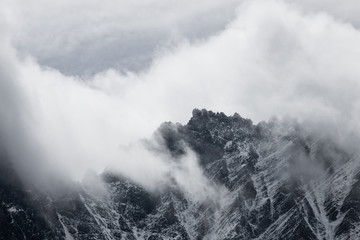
[{"x1": 1, "y1": 0, "x2": 360, "y2": 198}]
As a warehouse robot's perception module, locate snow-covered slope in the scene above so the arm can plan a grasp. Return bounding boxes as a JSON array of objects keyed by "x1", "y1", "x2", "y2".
[{"x1": 1, "y1": 109, "x2": 360, "y2": 240}]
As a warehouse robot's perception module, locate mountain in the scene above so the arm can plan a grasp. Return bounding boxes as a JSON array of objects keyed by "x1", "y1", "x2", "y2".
[{"x1": 1, "y1": 109, "x2": 360, "y2": 240}]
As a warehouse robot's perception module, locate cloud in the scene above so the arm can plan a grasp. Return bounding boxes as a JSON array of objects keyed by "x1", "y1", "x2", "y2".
[
  {"x1": 288, "y1": 0, "x2": 360, "y2": 28},
  {"x1": 7, "y1": 0, "x2": 360, "y2": 76},
  {"x1": 1, "y1": 0, "x2": 360, "y2": 196},
  {"x1": 7, "y1": 0, "x2": 241, "y2": 75},
  {"x1": 88, "y1": 0, "x2": 360, "y2": 125}
]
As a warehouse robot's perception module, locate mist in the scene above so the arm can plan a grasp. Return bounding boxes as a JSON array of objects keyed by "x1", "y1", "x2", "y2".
[{"x1": 1, "y1": 0, "x2": 360, "y2": 200}]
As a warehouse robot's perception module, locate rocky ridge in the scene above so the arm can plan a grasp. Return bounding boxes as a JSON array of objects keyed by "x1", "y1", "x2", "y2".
[{"x1": 1, "y1": 109, "x2": 360, "y2": 240}]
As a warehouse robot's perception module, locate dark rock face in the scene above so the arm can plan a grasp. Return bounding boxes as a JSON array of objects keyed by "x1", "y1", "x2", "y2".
[
  {"x1": 0, "y1": 152, "x2": 63, "y2": 240},
  {"x1": 1, "y1": 109, "x2": 360, "y2": 239}
]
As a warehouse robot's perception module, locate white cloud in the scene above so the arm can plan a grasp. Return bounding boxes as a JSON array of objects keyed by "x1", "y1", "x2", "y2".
[{"x1": 1, "y1": 0, "x2": 360, "y2": 195}]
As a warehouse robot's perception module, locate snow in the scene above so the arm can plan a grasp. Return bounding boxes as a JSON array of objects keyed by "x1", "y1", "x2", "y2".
[
  {"x1": 7, "y1": 206, "x2": 19, "y2": 213},
  {"x1": 57, "y1": 214, "x2": 75, "y2": 240},
  {"x1": 79, "y1": 193, "x2": 116, "y2": 240}
]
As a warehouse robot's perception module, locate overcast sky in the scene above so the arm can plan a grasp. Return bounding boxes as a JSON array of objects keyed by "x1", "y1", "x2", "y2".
[{"x1": 1, "y1": 0, "x2": 360, "y2": 190}]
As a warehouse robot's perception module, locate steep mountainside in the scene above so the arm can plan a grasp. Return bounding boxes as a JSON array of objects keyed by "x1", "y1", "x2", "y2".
[{"x1": 1, "y1": 109, "x2": 360, "y2": 240}]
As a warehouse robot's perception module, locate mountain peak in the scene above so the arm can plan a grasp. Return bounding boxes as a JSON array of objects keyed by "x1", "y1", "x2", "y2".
[{"x1": 1, "y1": 109, "x2": 360, "y2": 240}]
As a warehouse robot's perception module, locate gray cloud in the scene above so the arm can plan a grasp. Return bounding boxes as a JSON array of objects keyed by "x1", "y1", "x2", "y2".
[
  {"x1": 1, "y1": 0, "x2": 360, "y2": 195},
  {"x1": 9, "y1": 0, "x2": 240, "y2": 75},
  {"x1": 8, "y1": 0, "x2": 360, "y2": 77},
  {"x1": 289, "y1": 0, "x2": 360, "y2": 28}
]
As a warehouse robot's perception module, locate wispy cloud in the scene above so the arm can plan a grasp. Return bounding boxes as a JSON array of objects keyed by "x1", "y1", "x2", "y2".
[{"x1": 0, "y1": 0, "x2": 360, "y2": 194}]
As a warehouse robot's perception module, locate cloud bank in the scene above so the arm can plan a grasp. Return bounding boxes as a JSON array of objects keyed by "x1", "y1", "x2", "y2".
[
  {"x1": 1, "y1": 0, "x2": 360, "y2": 195},
  {"x1": 7, "y1": 0, "x2": 240, "y2": 75}
]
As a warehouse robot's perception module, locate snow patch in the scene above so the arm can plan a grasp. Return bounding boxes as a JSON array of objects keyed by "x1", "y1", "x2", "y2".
[
  {"x1": 7, "y1": 206, "x2": 20, "y2": 213},
  {"x1": 57, "y1": 214, "x2": 75, "y2": 240}
]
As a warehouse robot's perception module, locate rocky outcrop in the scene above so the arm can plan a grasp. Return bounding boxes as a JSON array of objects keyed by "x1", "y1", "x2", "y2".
[{"x1": 1, "y1": 109, "x2": 360, "y2": 240}]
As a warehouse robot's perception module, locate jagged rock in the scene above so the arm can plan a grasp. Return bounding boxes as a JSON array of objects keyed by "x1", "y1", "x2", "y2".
[{"x1": 1, "y1": 109, "x2": 360, "y2": 240}]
